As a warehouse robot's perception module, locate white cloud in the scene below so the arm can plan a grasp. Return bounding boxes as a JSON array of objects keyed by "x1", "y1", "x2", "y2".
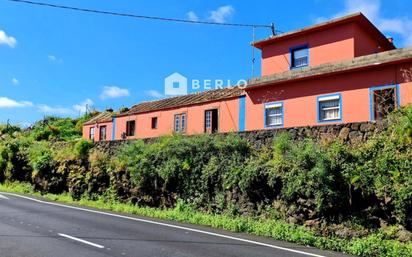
[
  {"x1": 37, "y1": 104, "x2": 74, "y2": 115},
  {"x1": 48, "y1": 54, "x2": 63, "y2": 63},
  {"x1": 145, "y1": 90, "x2": 163, "y2": 98},
  {"x1": 0, "y1": 97, "x2": 33, "y2": 108},
  {"x1": 100, "y1": 86, "x2": 130, "y2": 100},
  {"x1": 0, "y1": 30, "x2": 17, "y2": 48},
  {"x1": 187, "y1": 11, "x2": 199, "y2": 22},
  {"x1": 317, "y1": 0, "x2": 412, "y2": 46},
  {"x1": 208, "y1": 5, "x2": 235, "y2": 23},
  {"x1": 11, "y1": 78, "x2": 19, "y2": 86},
  {"x1": 73, "y1": 98, "x2": 93, "y2": 115},
  {"x1": 0, "y1": 96, "x2": 95, "y2": 116}
]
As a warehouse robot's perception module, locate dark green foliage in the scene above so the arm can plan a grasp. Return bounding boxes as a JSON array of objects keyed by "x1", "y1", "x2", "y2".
[
  {"x1": 74, "y1": 139, "x2": 93, "y2": 158},
  {"x1": 29, "y1": 116, "x2": 84, "y2": 141},
  {"x1": 0, "y1": 137, "x2": 32, "y2": 183},
  {"x1": 0, "y1": 106, "x2": 411, "y2": 257},
  {"x1": 269, "y1": 135, "x2": 350, "y2": 221},
  {"x1": 114, "y1": 134, "x2": 252, "y2": 208},
  {"x1": 29, "y1": 142, "x2": 66, "y2": 194}
]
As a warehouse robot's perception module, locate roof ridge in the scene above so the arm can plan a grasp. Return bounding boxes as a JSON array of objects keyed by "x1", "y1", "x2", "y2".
[
  {"x1": 131, "y1": 86, "x2": 242, "y2": 108},
  {"x1": 120, "y1": 86, "x2": 244, "y2": 116},
  {"x1": 252, "y1": 12, "x2": 393, "y2": 50}
]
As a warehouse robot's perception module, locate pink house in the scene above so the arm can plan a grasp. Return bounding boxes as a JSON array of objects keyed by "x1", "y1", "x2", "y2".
[{"x1": 83, "y1": 13, "x2": 412, "y2": 141}]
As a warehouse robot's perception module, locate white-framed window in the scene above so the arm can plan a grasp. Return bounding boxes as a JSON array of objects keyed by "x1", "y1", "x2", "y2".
[
  {"x1": 89, "y1": 127, "x2": 95, "y2": 140},
  {"x1": 318, "y1": 94, "x2": 341, "y2": 122},
  {"x1": 174, "y1": 113, "x2": 187, "y2": 133},
  {"x1": 265, "y1": 102, "x2": 283, "y2": 127},
  {"x1": 205, "y1": 110, "x2": 212, "y2": 129}
]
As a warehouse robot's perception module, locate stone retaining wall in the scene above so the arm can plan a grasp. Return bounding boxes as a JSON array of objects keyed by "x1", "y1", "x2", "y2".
[{"x1": 95, "y1": 120, "x2": 387, "y2": 153}]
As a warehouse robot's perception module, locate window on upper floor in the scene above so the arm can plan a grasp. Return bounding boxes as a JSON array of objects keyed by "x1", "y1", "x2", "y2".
[
  {"x1": 318, "y1": 94, "x2": 341, "y2": 122},
  {"x1": 126, "y1": 120, "x2": 135, "y2": 136},
  {"x1": 265, "y1": 102, "x2": 283, "y2": 127},
  {"x1": 174, "y1": 113, "x2": 187, "y2": 133},
  {"x1": 291, "y1": 46, "x2": 309, "y2": 69}
]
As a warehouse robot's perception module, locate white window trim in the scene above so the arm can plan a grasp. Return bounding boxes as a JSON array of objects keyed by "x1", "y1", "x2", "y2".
[
  {"x1": 265, "y1": 102, "x2": 284, "y2": 127},
  {"x1": 318, "y1": 94, "x2": 342, "y2": 122}
]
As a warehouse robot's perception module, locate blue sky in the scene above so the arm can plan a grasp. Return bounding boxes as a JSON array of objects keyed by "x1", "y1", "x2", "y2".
[{"x1": 0, "y1": 0, "x2": 411, "y2": 126}]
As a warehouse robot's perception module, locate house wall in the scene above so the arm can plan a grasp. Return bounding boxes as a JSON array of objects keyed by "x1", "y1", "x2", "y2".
[
  {"x1": 261, "y1": 22, "x2": 356, "y2": 76},
  {"x1": 114, "y1": 97, "x2": 241, "y2": 139},
  {"x1": 354, "y1": 23, "x2": 386, "y2": 57},
  {"x1": 260, "y1": 22, "x2": 390, "y2": 77},
  {"x1": 82, "y1": 121, "x2": 113, "y2": 141},
  {"x1": 245, "y1": 62, "x2": 412, "y2": 131}
]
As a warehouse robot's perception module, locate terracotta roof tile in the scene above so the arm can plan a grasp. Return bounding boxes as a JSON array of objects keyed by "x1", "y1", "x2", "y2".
[
  {"x1": 83, "y1": 111, "x2": 116, "y2": 125},
  {"x1": 120, "y1": 87, "x2": 244, "y2": 116}
]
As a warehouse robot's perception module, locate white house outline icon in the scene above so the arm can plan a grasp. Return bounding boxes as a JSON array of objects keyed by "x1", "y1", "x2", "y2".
[{"x1": 164, "y1": 72, "x2": 188, "y2": 96}]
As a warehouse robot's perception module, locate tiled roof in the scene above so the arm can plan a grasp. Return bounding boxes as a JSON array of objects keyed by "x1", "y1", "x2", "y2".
[
  {"x1": 83, "y1": 111, "x2": 116, "y2": 125},
  {"x1": 119, "y1": 87, "x2": 244, "y2": 116},
  {"x1": 246, "y1": 47, "x2": 412, "y2": 90}
]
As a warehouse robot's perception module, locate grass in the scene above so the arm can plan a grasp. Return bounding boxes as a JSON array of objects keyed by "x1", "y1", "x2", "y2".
[{"x1": 0, "y1": 182, "x2": 411, "y2": 257}]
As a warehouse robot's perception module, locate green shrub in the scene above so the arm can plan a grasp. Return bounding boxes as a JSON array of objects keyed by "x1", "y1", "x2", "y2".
[
  {"x1": 74, "y1": 139, "x2": 93, "y2": 158},
  {"x1": 0, "y1": 137, "x2": 32, "y2": 182},
  {"x1": 269, "y1": 135, "x2": 349, "y2": 221}
]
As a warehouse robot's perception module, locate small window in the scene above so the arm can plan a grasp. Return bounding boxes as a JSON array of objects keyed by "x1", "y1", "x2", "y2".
[
  {"x1": 318, "y1": 94, "x2": 341, "y2": 122},
  {"x1": 151, "y1": 117, "x2": 158, "y2": 129},
  {"x1": 99, "y1": 125, "x2": 107, "y2": 141},
  {"x1": 174, "y1": 113, "x2": 187, "y2": 133},
  {"x1": 89, "y1": 127, "x2": 95, "y2": 140},
  {"x1": 265, "y1": 102, "x2": 283, "y2": 127},
  {"x1": 126, "y1": 120, "x2": 135, "y2": 136},
  {"x1": 291, "y1": 46, "x2": 308, "y2": 68}
]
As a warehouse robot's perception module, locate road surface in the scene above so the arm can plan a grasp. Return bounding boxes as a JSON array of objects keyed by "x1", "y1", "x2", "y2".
[{"x1": 0, "y1": 192, "x2": 352, "y2": 257}]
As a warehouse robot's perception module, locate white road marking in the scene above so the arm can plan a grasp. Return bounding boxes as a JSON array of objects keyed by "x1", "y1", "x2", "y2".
[
  {"x1": 58, "y1": 233, "x2": 105, "y2": 249},
  {"x1": 0, "y1": 194, "x2": 9, "y2": 200},
  {"x1": 3, "y1": 193, "x2": 326, "y2": 257}
]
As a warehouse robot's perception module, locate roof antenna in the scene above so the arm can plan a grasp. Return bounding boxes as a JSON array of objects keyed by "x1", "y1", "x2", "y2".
[{"x1": 271, "y1": 23, "x2": 276, "y2": 36}]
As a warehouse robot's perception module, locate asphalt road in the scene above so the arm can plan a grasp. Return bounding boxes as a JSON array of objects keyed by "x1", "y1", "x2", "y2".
[{"x1": 0, "y1": 192, "x2": 352, "y2": 257}]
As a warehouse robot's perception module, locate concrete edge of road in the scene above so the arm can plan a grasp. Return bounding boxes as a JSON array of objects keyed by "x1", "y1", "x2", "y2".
[{"x1": 0, "y1": 192, "x2": 353, "y2": 257}]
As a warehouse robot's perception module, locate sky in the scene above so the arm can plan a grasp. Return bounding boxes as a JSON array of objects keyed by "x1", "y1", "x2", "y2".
[{"x1": 1, "y1": 0, "x2": 411, "y2": 126}]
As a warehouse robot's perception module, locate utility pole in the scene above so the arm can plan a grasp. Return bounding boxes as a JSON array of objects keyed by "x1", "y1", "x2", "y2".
[{"x1": 252, "y1": 26, "x2": 256, "y2": 78}]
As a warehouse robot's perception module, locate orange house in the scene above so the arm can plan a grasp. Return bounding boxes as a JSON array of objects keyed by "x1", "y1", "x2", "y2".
[
  {"x1": 246, "y1": 12, "x2": 411, "y2": 130},
  {"x1": 83, "y1": 12, "x2": 412, "y2": 141}
]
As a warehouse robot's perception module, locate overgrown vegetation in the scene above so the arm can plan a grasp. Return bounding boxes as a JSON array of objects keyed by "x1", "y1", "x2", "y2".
[{"x1": 0, "y1": 107, "x2": 411, "y2": 257}]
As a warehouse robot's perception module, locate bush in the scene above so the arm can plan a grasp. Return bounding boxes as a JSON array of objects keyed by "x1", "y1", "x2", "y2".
[
  {"x1": 114, "y1": 134, "x2": 252, "y2": 209},
  {"x1": 0, "y1": 137, "x2": 32, "y2": 183},
  {"x1": 1, "y1": 106, "x2": 412, "y2": 257},
  {"x1": 74, "y1": 139, "x2": 93, "y2": 158},
  {"x1": 268, "y1": 134, "x2": 350, "y2": 222}
]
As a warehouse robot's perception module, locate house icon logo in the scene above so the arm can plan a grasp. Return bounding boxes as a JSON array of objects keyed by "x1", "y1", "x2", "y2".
[{"x1": 164, "y1": 72, "x2": 188, "y2": 96}]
